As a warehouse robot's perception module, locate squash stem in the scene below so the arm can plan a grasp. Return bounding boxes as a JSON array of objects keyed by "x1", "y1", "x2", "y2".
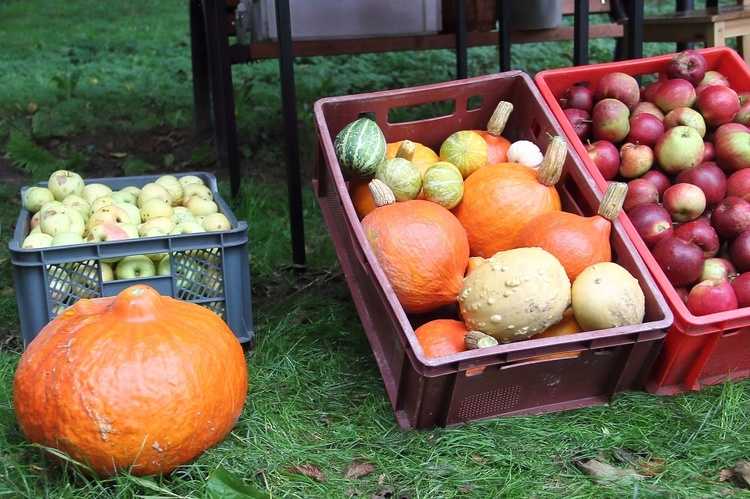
[
  {"x1": 395, "y1": 140, "x2": 416, "y2": 162},
  {"x1": 486, "y1": 101, "x2": 514, "y2": 137},
  {"x1": 536, "y1": 135, "x2": 566, "y2": 187},
  {"x1": 465, "y1": 330, "x2": 499, "y2": 350},
  {"x1": 598, "y1": 182, "x2": 628, "y2": 221},
  {"x1": 368, "y1": 178, "x2": 397, "y2": 207}
]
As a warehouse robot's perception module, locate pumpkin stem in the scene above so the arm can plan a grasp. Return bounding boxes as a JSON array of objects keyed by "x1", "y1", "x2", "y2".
[
  {"x1": 110, "y1": 285, "x2": 163, "y2": 322},
  {"x1": 368, "y1": 178, "x2": 397, "y2": 207},
  {"x1": 464, "y1": 330, "x2": 499, "y2": 350},
  {"x1": 395, "y1": 140, "x2": 416, "y2": 162},
  {"x1": 597, "y1": 181, "x2": 628, "y2": 221},
  {"x1": 536, "y1": 135, "x2": 566, "y2": 187},
  {"x1": 486, "y1": 101, "x2": 514, "y2": 137}
]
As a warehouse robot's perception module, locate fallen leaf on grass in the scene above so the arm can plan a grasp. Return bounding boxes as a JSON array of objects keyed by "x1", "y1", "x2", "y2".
[
  {"x1": 734, "y1": 460, "x2": 750, "y2": 487},
  {"x1": 576, "y1": 458, "x2": 642, "y2": 483},
  {"x1": 344, "y1": 460, "x2": 376, "y2": 479},
  {"x1": 284, "y1": 464, "x2": 326, "y2": 482}
]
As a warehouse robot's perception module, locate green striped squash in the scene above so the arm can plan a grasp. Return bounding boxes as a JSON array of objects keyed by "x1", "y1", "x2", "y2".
[
  {"x1": 375, "y1": 157, "x2": 422, "y2": 201},
  {"x1": 334, "y1": 118, "x2": 387, "y2": 178}
]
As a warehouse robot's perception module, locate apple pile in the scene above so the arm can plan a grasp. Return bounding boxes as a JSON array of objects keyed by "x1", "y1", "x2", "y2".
[
  {"x1": 559, "y1": 49, "x2": 750, "y2": 316},
  {"x1": 20, "y1": 170, "x2": 232, "y2": 283}
]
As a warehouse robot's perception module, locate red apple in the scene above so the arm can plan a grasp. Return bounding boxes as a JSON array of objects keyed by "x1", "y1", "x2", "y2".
[
  {"x1": 663, "y1": 107, "x2": 706, "y2": 138},
  {"x1": 674, "y1": 161, "x2": 727, "y2": 207},
  {"x1": 631, "y1": 101, "x2": 666, "y2": 120},
  {"x1": 713, "y1": 122, "x2": 750, "y2": 141},
  {"x1": 711, "y1": 196, "x2": 750, "y2": 241},
  {"x1": 665, "y1": 49, "x2": 708, "y2": 86},
  {"x1": 626, "y1": 202, "x2": 675, "y2": 248},
  {"x1": 585, "y1": 139, "x2": 621, "y2": 181},
  {"x1": 699, "y1": 257, "x2": 737, "y2": 281},
  {"x1": 726, "y1": 168, "x2": 750, "y2": 200},
  {"x1": 699, "y1": 70, "x2": 731, "y2": 87},
  {"x1": 654, "y1": 78, "x2": 697, "y2": 114},
  {"x1": 735, "y1": 101, "x2": 750, "y2": 127},
  {"x1": 687, "y1": 278, "x2": 738, "y2": 316},
  {"x1": 591, "y1": 98, "x2": 631, "y2": 143},
  {"x1": 641, "y1": 81, "x2": 663, "y2": 103},
  {"x1": 641, "y1": 169, "x2": 672, "y2": 199},
  {"x1": 623, "y1": 178, "x2": 659, "y2": 212},
  {"x1": 560, "y1": 85, "x2": 594, "y2": 114},
  {"x1": 662, "y1": 182, "x2": 707, "y2": 222},
  {"x1": 563, "y1": 108, "x2": 592, "y2": 142},
  {"x1": 675, "y1": 286, "x2": 691, "y2": 305},
  {"x1": 730, "y1": 230, "x2": 750, "y2": 273},
  {"x1": 673, "y1": 216, "x2": 720, "y2": 258},
  {"x1": 626, "y1": 113, "x2": 665, "y2": 148},
  {"x1": 651, "y1": 235, "x2": 706, "y2": 287},
  {"x1": 593, "y1": 72, "x2": 641, "y2": 111},
  {"x1": 702, "y1": 141, "x2": 715, "y2": 162},
  {"x1": 695, "y1": 85, "x2": 740, "y2": 128},
  {"x1": 730, "y1": 272, "x2": 750, "y2": 307},
  {"x1": 619, "y1": 142, "x2": 655, "y2": 178},
  {"x1": 654, "y1": 125, "x2": 705, "y2": 174},
  {"x1": 714, "y1": 129, "x2": 750, "y2": 172}
]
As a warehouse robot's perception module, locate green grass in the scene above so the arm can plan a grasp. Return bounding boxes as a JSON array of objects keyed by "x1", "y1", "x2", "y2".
[{"x1": 2, "y1": 0, "x2": 750, "y2": 497}]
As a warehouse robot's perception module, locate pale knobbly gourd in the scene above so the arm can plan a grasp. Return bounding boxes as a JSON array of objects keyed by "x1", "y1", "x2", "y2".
[{"x1": 458, "y1": 247, "x2": 571, "y2": 343}]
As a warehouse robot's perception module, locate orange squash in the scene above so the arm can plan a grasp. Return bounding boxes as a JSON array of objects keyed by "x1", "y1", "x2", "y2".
[
  {"x1": 452, "y1": 136, "x2": 566, "y2": 257},
  {"x1": 414, "y1": 319, "x2": 469, "y2": 358},
  {"x1": 516, "y1": 182, "x2": 627, "y2": 282},
  {"x1": 386, "y1": 140, "x2": 440, "y2": 177},
  {"x1": 530, "y1": 308, "x2": 584, "y2": 360},
  {"x1": 361, "y1": 198, "x2": 470, "y2": 314},
  {"x1": 349, "y1": 177, "x2": 378, "y2": 219},
  {"x1": 13, "y1": 285, "x2": 248, "y2": 477}
]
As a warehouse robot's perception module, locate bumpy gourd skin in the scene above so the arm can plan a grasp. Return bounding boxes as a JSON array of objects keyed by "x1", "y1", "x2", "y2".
[
  {"x1": 13, "y1": 285, "x2": 248, "y2": 477},
  {"x1": 458, "y1": 247, "x2": 571, "y2": 343}
]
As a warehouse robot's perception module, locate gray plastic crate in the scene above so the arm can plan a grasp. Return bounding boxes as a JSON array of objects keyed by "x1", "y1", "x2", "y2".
[{"x1": 9, "y1": 172, "x2": 253, "y2": 347}]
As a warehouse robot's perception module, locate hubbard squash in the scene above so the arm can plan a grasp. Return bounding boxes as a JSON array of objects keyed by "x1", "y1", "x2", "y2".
[
  {"x1": 452, "y1": 135, "x2": 566, "y2": 257},
  {"x1": 13, "y1": 285, "x2": 248, "y2": 477},
  {"x1": 361, "y1": 192, "x2": 469, "y2": 314}
]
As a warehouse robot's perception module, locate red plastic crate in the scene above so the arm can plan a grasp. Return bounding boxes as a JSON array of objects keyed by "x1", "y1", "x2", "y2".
[
  {"x1": 312, "y1": 71, "x2": 672, "y2": 429},
  {"x1": 535, "y1": 47, "x2": 750, "y2": 395}
]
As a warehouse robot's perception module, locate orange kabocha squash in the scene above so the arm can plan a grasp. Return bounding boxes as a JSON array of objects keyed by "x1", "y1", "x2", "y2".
[
  {"x1": 362, "y1": 183, "x2": 470, "y2": 314},
  {"x1": 386, "y1": 139, "x2": 440, "y2": 177},
  {"x1": 452, "y1": 136, "x2": 567, "y2": 257},
  {"x1": 414, "y1": 319, "x2": 469, "y2": 358},
  {"x1": 13, "y1": 285, "x2": 248, "y2": 477},
  {"x1": 471, "y1": 100, "x2": 513, "y2": 165},
  {"x1": 516, "y1": 182, "x2": 627, "y2": 283}
]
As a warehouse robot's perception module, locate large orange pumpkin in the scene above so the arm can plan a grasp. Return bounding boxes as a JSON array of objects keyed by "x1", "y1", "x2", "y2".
[
  {"x1": 361, "y1": 199, "x2": 470, "y2": 314},
  {"x1": 13, "y1": 285, "x2": 248, "y2": 477}
]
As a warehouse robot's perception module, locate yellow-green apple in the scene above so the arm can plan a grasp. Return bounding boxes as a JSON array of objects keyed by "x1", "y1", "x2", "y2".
[
  {"x1": 47, "y1": 170, "x2": 85, "y2": 200},
  {"x1": 138, "y1": 216, "x2": 175, "y2": 236},
  {"x1": 686, "y1": 278, "x2": 738, "y2": 316},
  {"x1": 585, "y1": 139, "x2": 621, "y2": 180},
  {"x1": 591, "y1": 98, "x2": 630, "y2": 143},
  {"x1": 23, "y1": 186, "x2": 55, "y2": 213},
  {"x1": 50, "y1": 231, "x2": 85, "y2": 247},
  {"x1": 201, "y1": 212, "x2": 232, "y2": 232},
  {"x1": 80, "y1": 183, "x2": 113, "y2": 204},
  {"x1": 626, "y1": 202, "x2": 674, "y2": 248},
  {"x1": 182, "y1": 183, "x2": 213, "y2": 204},
  {"x1": 626, "y1": 113, "x2": 665, "y2": 148},
  {"x1": 593, "y1": 71, "x2": 641, "y2": 110},
  {"x1": 662, "y1": 182, "x2": 706, "y2": 222},
  {"x1": 714, "y1": 129, "x2": 750, "y2": 172},
  {"x1": 675, "y1": 162, "x2": 727, "y2": 207},
  {"x1": 623, "y1": 178, "x2": 659, "y2": 212},
  {"x1": 137, "y1": 182, "x2": 172, "y2": 208},
  {"x1": 651, "y1": 235, "x2": 705, "y2": 287},
  {"x1": 665, "y1": 49, "x2": 708, "y2": 85},
  {"x1": 62, "y1": 194, "x2": 92, "y2": 221},
  {"x1": 673, "y1": 216, "x2": 720, "y2": 258},
  {"x1": 114, "y1": 202, "x2": 142, "y2": 225},
  {"x1": 654, "y1": 125, "x2": 705, "y2": 174},
  {"x1": 663, "y1": 107, "x2": 706, "y2": 138},
  {"x1": 710, "y1": 196, "x2": 750, "y2": 240},
  {"x1": 101, "y1": 261, "x2": 115, "y2": 282},
  {"x1": 121, "y1": 185, "x2": 141, "y2": 199},
  {"x1": 115, "y1": 254, "x2": 157, "y2": 279},
  {"x1": 110, "y1": 189, "x2": 138, "y2": 205},
  {"x1": 700, "y1": 257, "x2": 737, "y2": 282},
  {"x1": 695, "y1": 85, "x2": 740, "y2": 128},
  {"x1": 157, "y1": 254, "x2": 172, "y2": 276},
  {"x1": 171, "y1": 211, "x2": 197, "y2": 225},
  {"x1": 87, "y1": 205, "x2": 131, "y2": 230},
  {"x1": 117, "y1": 223, "x2": 140, "y2": 239},
  {"x1": 560, "y1": 85, "x2": 594, "y2": 113},
  {"x1": 140, "y1": 226, "x2": 169, "y2": 239},
  {"x1": 40, "y1": 206, "x2": 86, "y2": 237},
  {"x1": 619, "y1": 142, "x2": 654, "y2": 178},
  {"x1": 47, "y1": 266, "x2": 72, "y2": 303},
  {"x1": 21, "y1": 232, "x2": 53, "y2": 249},
  {"x1": 654, "y1": 78, "x2": 697, "y2": 113},
  {"x1": 89, "y1": 195, "x2": 118, "y2": 215},
  {"x1": 184, "y1": 196, "x2": 219, "y2": 216},
  {"x1": 155, "y1": 174, "x2": 184, "y2": 206},
  {"x1": 86, "y1": 222, "x2": 131, "y2": 243},
  {"x1": 178, "y1": 175, "x2": 205, "y2": 188},
  {"x1": 170, "y1": 221, "x2": 206, "y2": 235},
  {"x1": 140, "y1": 197, "x2": 174, "y2": 221}
]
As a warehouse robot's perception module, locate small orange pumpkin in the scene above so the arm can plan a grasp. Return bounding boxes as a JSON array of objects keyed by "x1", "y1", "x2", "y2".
[
  {"x1": 452, "y1": 136, "x2": 566, "y2": 257},
  {"x1": 386, "y1": 140, "x2": 440, "y2": 177},
  {"x1": 530, "y1": 308, "x2": 584, "y2": 360},
  {"x1": 361, "y1": 198, "x2": 470, "y2": 314},
  {"x1": 414, "y1": 319, "x2": 469, "y2": 358},
  {"x1": 349, "y1": 177, "x2": 378, "y2": 220},
  {"x1": 13, "y1": 285, "x2": 248, "y2": 477}
]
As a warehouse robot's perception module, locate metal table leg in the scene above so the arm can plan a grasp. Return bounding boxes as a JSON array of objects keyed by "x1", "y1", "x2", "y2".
[{"x1": 190, "y1": 0, "x2": 212, "y2": 133}]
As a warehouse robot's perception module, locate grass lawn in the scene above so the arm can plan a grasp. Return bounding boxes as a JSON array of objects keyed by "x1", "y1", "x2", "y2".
[{"x1": 1, "y1": 0, "x2": 749, "y2": 497}]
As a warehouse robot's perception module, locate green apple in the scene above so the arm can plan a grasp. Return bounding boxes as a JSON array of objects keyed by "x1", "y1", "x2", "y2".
[
  {"x1": 110, "y1": 189, "x2": 138, "y2": 205},
  {"x1": 178, "y1": 175, "x2": 205, "y2": 189},
  {"x1": 137, "y1": 182, "x2": 172, "y2": 208},
  {"x1": 155, "y1": 174, "x2": 185, "y2": 206},
  {"x1": 170, "y1": 221, "x2": 206, "y2": 235},
  {"x1": 184, "y1": 196, "x2": 219, "y2": 216},
  {"x1": 51, "y1": 231, "x2": 85, "y2": 247},
  {"x1": 80, "y1": 183, "x2": 113, "y2": 204},
  {"x1": 89, "y1": 195, "x2": 118, "y2": 215},
  {"x1": 115, "y1": 202, "x2": 142, "y2": 225},
  {"x1": 62, "y1": 194, "x2": 92, "y2": 222},
  {"x1": 23, "y1": 186, "x2": 56, "y2": 213},
  {"x1": 47, "y1": 170, "x2": 84, "y2": 201},
  {"x1": 140, "y1": 197, "x2": 174, "y2": 221},
  {"x1": 201, "y1": 212, "x2": 232, "y2": 232},
  {"x1": 182, "y1": 183, "x2": 213, "y2": 203},
  {"x1": 22, "y1": 232, "x2": 53, "y2": 248},
  {"x1": 115, "y1": 254, "x2": 157, "y2": 280}
]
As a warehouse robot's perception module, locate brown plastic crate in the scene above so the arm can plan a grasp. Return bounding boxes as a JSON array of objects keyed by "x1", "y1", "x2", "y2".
[{"x1": 312, "y1": 72, "x2": 673, "y2": 429}]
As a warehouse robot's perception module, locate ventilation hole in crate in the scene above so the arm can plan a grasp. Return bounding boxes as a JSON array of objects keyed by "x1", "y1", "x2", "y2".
[
  {"x1": 45, "y1": 263, "x2": 80, "y2": 317},
  {"x1": 65, "y1": 259, "x2": 103, "y2": 300},
  {"x1": 170, "y1": 249, "x2": 226, "y2": 318},
  {"x1": 699, "y1": 348, "x2": 750, "y2": 379},
  {"x1": 457, "y1": 386, "x2": 522, "y2": 420}
]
